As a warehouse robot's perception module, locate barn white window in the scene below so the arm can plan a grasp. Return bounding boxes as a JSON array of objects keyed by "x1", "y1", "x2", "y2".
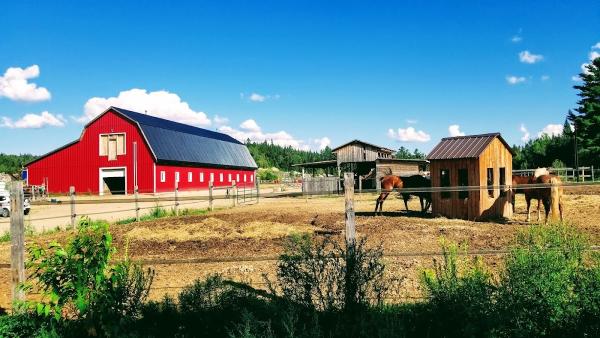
[
  {"x1": 236, "y1": 174, "x2": 240, "y2": 182},
  {"x1": 188, "y1": 172, "x2": 192, "y2": 182},
  {"x1": 175, "y1": 172, "x2": 180, "y2": 183},
  {"x1": 200, "y1": 172, "x2": 204, "y2": 183},
  {"x1": 228, "y1": 173, "x2": 232, "y2": 182},
  {"x1": 244, "y1": 174, "x2": 247, "y2": 182},
  {"x1": 219, "y1": 173, "x2": 224, "y2": 182},
  {"x1": 99, "y1": 133, "x2": 126, "y2": 160},
  {"x1": 210, "y1": 173, "x2": 214, "y2": 183},
  {"x1": 250, "y1": 174, "x2": 254, "y2": 182},
  {"x1": 160, "y1": 171, "x2": 166, "y2": 183}
]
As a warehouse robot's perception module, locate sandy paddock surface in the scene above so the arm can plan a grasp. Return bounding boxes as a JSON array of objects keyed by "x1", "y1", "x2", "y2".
[{"x1": 1, "y1": 186, "x2": 599, "y2": 309}]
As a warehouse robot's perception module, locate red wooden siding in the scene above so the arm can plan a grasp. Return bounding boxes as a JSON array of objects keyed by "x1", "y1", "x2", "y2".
[{"x1": 155, "y1": 164, "x2": 255, "y2": 193}]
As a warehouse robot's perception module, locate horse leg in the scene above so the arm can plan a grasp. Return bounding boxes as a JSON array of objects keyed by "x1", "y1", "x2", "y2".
[
  {"x1": 537, "y1": 199, "x2": 541, "y2": 222},
  {"x1": 379, "y1": 192, "x2": 390, "y2": 215},
  {"x1": 559, "y1": 199, "x2": 563, "y2": 222},
  {"x1": 543, "y1": 199, "x2": 551, "y2": 224},
  {"x1": 526, "y1": 197, "x2": 531, "y2": 222},
  {"x1": 403, "y1": 194, "x2": 410, "y2": 212},
  {"x1": 375, "y1": 193, "x2": 383, "y2": 213},
  {"x1": 419, "y1": 196, "x2": 425, "y2": 212}
]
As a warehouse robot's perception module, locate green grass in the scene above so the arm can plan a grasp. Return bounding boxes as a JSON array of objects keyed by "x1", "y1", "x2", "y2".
[
  {"x1": 0, "y1": 232, "x2": 10, "y2": 242},
  {"x1": 115, "y1": 205, "x2": 209, "y2": 225}
]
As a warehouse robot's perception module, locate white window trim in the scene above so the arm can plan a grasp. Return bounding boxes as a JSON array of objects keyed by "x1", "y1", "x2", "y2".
[
  {"x1": 98, "y1": 166, "x2": 127, "y2": 196},
  {"x1": 188, "y1": 172, "x2": 193, "y2": 182},
  {"x1": 219, "y1": 173, "x2": 223, "y2": 182},
  {"x1": 228, "y1": 173, "x2": 232, "y2": 182},
  {"x1": 210, "y1": 173, "x2": 214, "y2": 183},
  {"x1": 200, "y1": 172, "x2": 204, "y2": 182},
  {"x1": 244, "y1": 174, "x2": 247, "y2": 182},
  {"x1": 175, "y1": 172, "x2": 180, "y2": 183},
  {"x1": 236, "y1": 174, "x2": 240, "y2": 182},
  {"x1": 160, "y1": 171, "x2": 166, "y2": 183}
]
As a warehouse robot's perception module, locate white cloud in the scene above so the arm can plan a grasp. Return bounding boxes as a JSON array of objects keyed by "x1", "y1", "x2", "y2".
[
  {"x1": 240, "y1": 119, "x2": 261, "y2": 132},
  {"x1": 78, "y1": 88, "x2": 211, "y2": 126},
  {"x1": 574, "y1": 46, "x2": 600, "y2": 79},
  {"x1": 387, "y1": 127, "x2": 431, "y2": 143},
  {"x1": 590, "y1": 50, "x2": 600, "y2": 61},
  {"x1": 0, "y1": 65, "x2": 51, "y2": 102},
  {"x1": 313, "y1": 137, "x2": 331, "y2": 150},
  {"x1": 241, "y1": 92, "x2": 280, "y2": 103},
  {"x1": 249, "y1": 93, "x2": 265, "y2": 102},
  {"x1": 519, "y1": 50, "x2": 543, "y2": 64},
  {"x1": 405, "y1": 119, "x2": 418, "y2": 124},
  {"x1": 572, "y1": 75, "x2": 581, "y2": 82},
  {"x1": 541, "y1": 75, "x2": 550, "y2": 81},
  {"x1": 538, "y1": 124, "x2": 563, "y2": 138},
  {"x1": 506, "y1": 75, "x2": 526, "y2": 85},
  {"x1": 511, "y1": 35, "x2": 522, "y2": 43},
  {"x1": 218, "y1": 119, "x2": 325, "y2": 151},
  {"x1": 520, "y1": 124, "x2": 530, "y2": 142},
  {"x1": 448, "y1": 124, "x2": 465, "y2": 137},
  {"x1": 1, "y1": 111, "x2": 65, "y2": 129},
  {"x1": 213, "y1": 115, "x2": 229, "y2": 126},
  {"x1": 592, "y1": 42, "x2": 600, "y2": 49}
]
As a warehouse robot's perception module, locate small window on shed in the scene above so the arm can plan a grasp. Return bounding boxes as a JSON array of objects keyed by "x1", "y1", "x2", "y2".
[
  {"x1": 200, "y1": 172, "x2": 204, "y2": 182},
  {"x1": 228, "y1": 173, "x2": 232, "y2": 182},
  {"x1": 219, "y1": 173, "x2": 223, "y2": 182},
  {"x1": 160, "y1": 171, "x2": 166, "y2": 183},
  {"x1": 237, "y1": 174, "x2": 240, "y2": 182},
  {"x1": 487, "y1": 168, "x2": 494, "y2": 198},
  {"x1": 175, "y1": 172, "x2": 180, "y2": 183},
  {"x1": 458, "y1": 169, "x2": 468, "y2": 199},
  {"x1": 441, "y1": 169, "x2": 450, "y2": 199},
  {"x1": 499, "y1": 168, "x2": 506, "y2": 197},
  {"x1": 210, "y1": 173, "x2": 214, "y2": 183},
  {"x1": 188, "y1": 172, "x2": 193, "y2": 183}
]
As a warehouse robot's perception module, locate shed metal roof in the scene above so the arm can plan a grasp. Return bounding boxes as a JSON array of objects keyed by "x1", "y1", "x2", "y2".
[
  {"x1": 427, "y1": 133, "x2": 514, "y2": 160},
  {"x1": 113, "y1": 107, "x2": 257, "y2": 169}
]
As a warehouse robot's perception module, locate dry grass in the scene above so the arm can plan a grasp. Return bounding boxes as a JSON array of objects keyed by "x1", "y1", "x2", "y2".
[{"x1": 125, "y1": 216, "x2": 321, "y2": 242}]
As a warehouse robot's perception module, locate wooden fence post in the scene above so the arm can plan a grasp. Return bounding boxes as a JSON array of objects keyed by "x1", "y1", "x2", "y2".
[
  {"x1": 174, "y1": 181, "x2": 179, "y2": 216},
  {"x1": 592, "y1": 165, "x2": 595, "y2": 182},
  {"x1": 134, "y1": 185, "x2": 140, "y2": 222},
  {"x1": 10, "y1": 181, "x2": 25, "y2": 304},
  {"x1": 69, "y1": 186, "x2": 76, "y2": 228},
  {"x1": 209, "y1": 180, "x2": 214, "y2": 211},
  {"x1": 343, "y1": 172, "x2": 356, "y2": 309},
  {"x1": 232, "y1": 181, "x2": 237, "y2": 207},
  {"x1": 550, "y1": 178, "x2": 560, "y2": 222},
  {"x1": 255, "y1": 172, "x2": 260, "y2": 204}
]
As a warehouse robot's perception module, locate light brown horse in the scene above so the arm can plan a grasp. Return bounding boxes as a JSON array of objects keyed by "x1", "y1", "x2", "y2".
[
  {"x1": 512, "y1": 174, "x2": 564, "y2": 223},
  {"x1": 375, "y1": 175, "x2": 403, "y2": 215},
  {"x1": 531, "y1": 174, "x2": 564, "y2": 223}
]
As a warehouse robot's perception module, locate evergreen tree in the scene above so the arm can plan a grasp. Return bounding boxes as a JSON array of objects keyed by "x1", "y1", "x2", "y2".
[{"x1": 568, "y1": 57, "x2": 600, "y2": 166}]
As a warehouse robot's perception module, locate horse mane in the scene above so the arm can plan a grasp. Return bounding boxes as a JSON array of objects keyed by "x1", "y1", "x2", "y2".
[{"x1": 534, "y1": 167, "x2": 550, "y2": 177}]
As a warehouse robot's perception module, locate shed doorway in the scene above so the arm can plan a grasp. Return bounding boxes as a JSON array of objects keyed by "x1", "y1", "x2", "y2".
[{"x1": 99, "y1": 168, "x2": 126, "y2": 195}]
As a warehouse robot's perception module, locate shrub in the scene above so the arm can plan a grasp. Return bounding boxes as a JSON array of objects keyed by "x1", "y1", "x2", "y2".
[
  {"x1": 22, "y1": 216, "x2": 154, "y2": 336},
  {"x1": 495, "y1": 223, "x2": 587, "y2": 337},
  {"x1": 276, "y1": 234, "x2": 393, "y2": 312},
  {"x1": 420, "y1": 240, "x2": 495, "y2": 337}
]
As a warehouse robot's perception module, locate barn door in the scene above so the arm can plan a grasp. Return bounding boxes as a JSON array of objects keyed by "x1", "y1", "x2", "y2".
[{"x1": 108, "y1": 139, "x2": 117, "y2": 161}]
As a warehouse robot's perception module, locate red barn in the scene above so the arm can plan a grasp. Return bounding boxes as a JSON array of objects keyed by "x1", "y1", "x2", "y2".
[{"x1": 25, "y1": 106, "x2": 258, "y2": 195}]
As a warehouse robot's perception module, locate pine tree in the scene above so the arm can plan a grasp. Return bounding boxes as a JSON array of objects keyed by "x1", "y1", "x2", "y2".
[{"x1": 568, "y1": 57, "x2": 600, "y2": 166}]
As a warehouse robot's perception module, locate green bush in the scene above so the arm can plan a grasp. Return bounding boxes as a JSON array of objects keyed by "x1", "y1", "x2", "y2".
[
  {"x1": 22, "y1": 216, "x2": 154, "y2": 336},
  {"x1": 420, "y1": 240, "x2": 495, "y2": 337},
  {"x1": 495, "y1": 224, "x2": 586, "y2": 337}
]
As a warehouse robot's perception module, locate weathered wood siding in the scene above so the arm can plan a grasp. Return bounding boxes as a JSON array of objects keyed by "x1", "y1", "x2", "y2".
[
  {"x1": 302, "y1": 177, "x2": 340, "y2": 195},
  {"x1": 376, "y1": 161, "x2": 420, "y2": 178},
  {"x1": 335, "y1": 143, "x2": 391, "y2": 165},
  {"x1": 430, "y1": 137, "x2": 513, "y2": 220}
]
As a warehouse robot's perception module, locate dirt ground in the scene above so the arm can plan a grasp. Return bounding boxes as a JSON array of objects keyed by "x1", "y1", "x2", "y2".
[{"x1": 1, "y1": 187, "x2": 599, "y2": 309}]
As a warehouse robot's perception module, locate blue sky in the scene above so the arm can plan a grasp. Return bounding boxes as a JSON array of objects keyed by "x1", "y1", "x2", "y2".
[{"x1": 1, "y1": 1, "x2": 599, "y2": 155}]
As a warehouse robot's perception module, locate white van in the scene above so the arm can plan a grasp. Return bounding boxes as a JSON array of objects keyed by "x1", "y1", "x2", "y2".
[{"x1": 0, "y1": 191, "x2": 30, "y2": 217}]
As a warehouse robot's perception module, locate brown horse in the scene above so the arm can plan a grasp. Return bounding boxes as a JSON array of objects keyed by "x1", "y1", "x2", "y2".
[
  {"x1": 400, "y1": 175, "x2": 431, "y2": 213},
  {"x1": 375, "y1": 175, "x2": 403, "y2": 214}
]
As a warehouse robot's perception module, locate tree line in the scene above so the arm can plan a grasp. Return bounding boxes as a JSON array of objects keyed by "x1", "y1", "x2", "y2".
[{"x1": 0, "y1": 153, "x2": 38, "y2": 178}]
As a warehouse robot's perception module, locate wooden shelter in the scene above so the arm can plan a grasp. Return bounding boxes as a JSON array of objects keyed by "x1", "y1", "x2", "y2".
[{"x1": 427, "y1": 133, "x2": 514, "y2": 220}]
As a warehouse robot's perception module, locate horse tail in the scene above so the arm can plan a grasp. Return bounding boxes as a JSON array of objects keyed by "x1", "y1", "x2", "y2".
[{"x1": 549, "y1": 176, "x2": 562, "y2": 221}]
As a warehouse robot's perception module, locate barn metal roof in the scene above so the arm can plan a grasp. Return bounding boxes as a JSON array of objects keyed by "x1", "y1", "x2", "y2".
[
  {"x1": 427, "y1": 133, "x2": 514, "y2": 160},
  {"x1": 113, "y1": 107, "x2": 257, "y2": 169}
]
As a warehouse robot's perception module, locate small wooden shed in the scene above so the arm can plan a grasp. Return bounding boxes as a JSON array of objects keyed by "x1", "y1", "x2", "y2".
[{"x1": 427, "y1": 133, "x2": 514, "y2": 221}]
